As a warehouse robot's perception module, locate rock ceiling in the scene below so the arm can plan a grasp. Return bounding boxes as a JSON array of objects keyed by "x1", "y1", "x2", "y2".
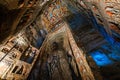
[
  {"x1": 0, "y1": 0, "x2": 120, "y2": 79},
  {"x1": 0, "y1": 0, "x2": 120, "y2": 43}
]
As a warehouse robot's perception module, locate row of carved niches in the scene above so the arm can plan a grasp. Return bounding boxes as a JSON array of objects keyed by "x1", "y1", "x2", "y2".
[
  {"x1": 0, "y1": 0, "x2": 48, "y2": 43},
  {"x1": 14, "y1": 6, "x2": 47, "y2": 49},
  {"x1": 16, "y1": 0, "x2": 48, "y2": 33},
  {"x1": 5, "y1": 29, "x2": 40, "y2": 64},
  {"x1": 6, "y1": 33, "x2": 40, "y2": 79},
  {"x1": 16, "y1": 9, "x2": 34, "y2": 32},
  {"x1": 25, "y1": 24, "x2": 46, "y2": 48},
  {"x1": 0, "y1": 30, "x2": 40, "y2": 79},
  {"x1": 9, "y1": 0, "x2": 48, "y2": 41},
  {"x1": 0, "y1": 16, "x2": 46, "y2": 79},
  {"x1": 16, "y1": 0, "x2": 39, "y2": 32}
]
